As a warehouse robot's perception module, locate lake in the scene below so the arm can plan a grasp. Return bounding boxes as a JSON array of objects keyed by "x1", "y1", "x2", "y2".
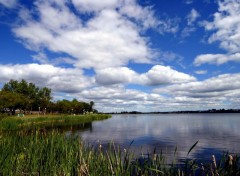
[{"x1": 67, "y1": 113, "x2": 240, "y2": 162}]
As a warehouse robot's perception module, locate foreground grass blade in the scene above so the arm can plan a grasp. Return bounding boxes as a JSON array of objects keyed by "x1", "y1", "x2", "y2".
[{"x1": 187, "y1": 140, "x2": 199, "y2": 156}]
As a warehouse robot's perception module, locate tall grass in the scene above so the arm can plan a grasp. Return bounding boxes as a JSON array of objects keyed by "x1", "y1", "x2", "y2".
[{"x1": 1, "y1": 130, "x2": 239, "y2": 175}]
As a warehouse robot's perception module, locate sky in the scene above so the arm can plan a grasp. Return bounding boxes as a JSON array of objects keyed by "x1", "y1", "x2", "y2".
[{"x1": 0, "y1": 0, "x2": 240, "y2": 112}]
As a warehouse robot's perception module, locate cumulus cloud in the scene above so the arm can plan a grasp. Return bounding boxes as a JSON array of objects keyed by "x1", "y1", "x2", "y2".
[
  {"x1": 204, "y1": 0, "x2": 240, "y2": 53},
  {"x1": 95, "y1": 65, "x2": 196, "y2": 86},
  {"x1": 95, "y1": 67, "x2": 137, "y2": 85},
  {"x1": 1, "y1": 64, "x2": 238, "y2": 112},
  {"x1": 79, "y1": 71, "x2": 240, "y2": 112},
  {"x1": 119, "y1": 0, "x2": 157, "y2": 30},
  {"x1": 12, "y1": 0, "x2": 179, "y2": 70},
  {"x1": 154, "y1": 73, "x2": 240, "y2": 101},
  {"x1": 0, "y1": 64, "x2": 93, "y2": 93},
  {"x1": 78, "y1": 85, "x2": 166, "y2": 112},
  {"x1": 194, "y1": 53, "x2": 240, "y2": 66},
  {"x1": 141, "y1": 65, "x2": 196, "y2": 85},
  {"x1": 72, "y1": 0, "x2": 119, "y2": 12},
  {"x1": 2, "y1": 0, "x2": 239, "y2": 112},
  {"x1": 196, "y1": 0, "x2": 240, "y2": 65},
  {"x1": 149, "y1": 73, "x2": 240, "y2": 111}
]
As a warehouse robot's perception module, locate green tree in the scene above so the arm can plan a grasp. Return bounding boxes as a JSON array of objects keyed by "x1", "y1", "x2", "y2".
[
  {"x1": 37, "y1": 87, "x2": 52, "y2": 109},
  {"x1": 1, "y1": 79, "x2": 52, "y2": 113},
  {"x1": 90, "y1": 101, "x2": 94, "y2": 112},
  {"x1": 55, "y1": 99, "x2": 72, "y2": 114},
  {"x1": 0, "y1": 91, "x2": 28, "y2": 115}
]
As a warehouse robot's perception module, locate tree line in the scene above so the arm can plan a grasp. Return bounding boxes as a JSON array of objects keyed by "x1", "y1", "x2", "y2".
[{"x1": 0, "y1": 80, "x2": 96, "y2": 115}]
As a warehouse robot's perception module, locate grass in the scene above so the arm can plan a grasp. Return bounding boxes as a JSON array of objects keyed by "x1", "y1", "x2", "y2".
[
  {"x1": 0, "y1": 114, "x2": 111, "y2": 131},
  {"x1": 1, "y1": 130, "x2": 240, "y2": 176}
]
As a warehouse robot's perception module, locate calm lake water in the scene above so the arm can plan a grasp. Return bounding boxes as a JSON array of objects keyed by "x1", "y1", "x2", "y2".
[{"x1": 68, "y1": 114, "x2": 240, "y2": 162}]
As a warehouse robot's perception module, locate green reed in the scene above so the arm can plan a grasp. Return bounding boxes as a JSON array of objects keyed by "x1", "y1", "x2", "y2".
[{"x1": 0, "y1": 130, "x2": 240, "y2": 175}]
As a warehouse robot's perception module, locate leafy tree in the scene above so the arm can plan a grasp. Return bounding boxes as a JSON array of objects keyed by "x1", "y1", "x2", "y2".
[
  {"x1": 55, "y1": 99, "x2": 72, "y2": 114},
  {"x1": 0, "y1": 91, "x2": 28, "y2": 115},
  {"x1": 1, "y1": 79, "x2": 52, "y2": 113},
  {"x1": 1, "y1": 80, "x2": 98, "y2": 115},
  {"x1": 37, "y1": 87, "x2": 52, "y2": 110},
  {"x1": 90, "y1": 101, "x2": 94, "y2": 112}
]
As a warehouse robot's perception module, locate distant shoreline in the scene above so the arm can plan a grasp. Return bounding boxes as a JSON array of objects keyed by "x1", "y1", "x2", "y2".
[{"x1": 106, "y1": 109, "x2": 240, "y2": 114}]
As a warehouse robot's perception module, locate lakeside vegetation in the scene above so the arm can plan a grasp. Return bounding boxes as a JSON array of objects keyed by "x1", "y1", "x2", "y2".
[
  {"x1": 0, "y1": 114, "x2": 111, "y2": 131},
  {"x1": 1, "y1": 130, "x2": 239, "y2": 176}
]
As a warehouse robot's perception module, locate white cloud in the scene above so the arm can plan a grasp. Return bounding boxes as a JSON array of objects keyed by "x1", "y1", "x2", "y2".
[
  {"x1": 195, "y1": 70, "x2": 208, "y2": 75},
  {"x1": 32, "y1": 52, "x2": 49, "y2": 64},
  {"x1": 157, "y1": 17, "x2": 180, "y2": 34},
  {"x1": 199, "y1": 0, "x2": 240, "y2": 65},
  {"x1": 79, "y1": 72, "x2": 240, "y2": 112},
  {"x1": 181, "y1": 9, "x2": 200, "y2": 38},
  {"x1": 0, "y1": 64, "x2": 93, "y2": 93},
  {"x1": 0, "y1": 0, "x2": 17, "y2": 8},
  {"x1": 150, "y1": 73, "x2": 240, "y2": 111},
  {"x1": 206, "y1": 0, "x2": 240, "y2": 53},
  {"x1": 181, "y1": 27, "x2": 196, "y2": 38},
  {"x1": 1, "y1": 63, "x2": 238, "y2": 112},
  {"x1": 95, "y1": 67, "x2": 137, "y2": 85},
  {"x1": 2, "y1": 0, "x2": 240, "y2": 112},
  {"x1": 71, "y1": 0, "x2": 120, "y2": 12},
  {"x1": 78, "y1": 85, "x2": 166, "y2": 112},
  {"x1": 119, "y1": 0, "x2": 157, "y2": 30},
  {"x1": 95, "y1": 65, "x2": 196, "y2": 86},
  {"x1": 194, "y1": 53, "x2": 240, "y2": 66},
  {"x1": 12, "y1": 0, "x2": 180, "y2": 70},
  {"x1": 141, "y1": 65, "x2": 196, "y2": 85},
  {"x1": 12, "y1": 0, "x2": 155, "y2": 69},
  {"x1": 154, "y1": 73, "x2": 240, "y2": 99},
  {"x1": 187, "y1": 9, "x2": 200, "y2": 25}
]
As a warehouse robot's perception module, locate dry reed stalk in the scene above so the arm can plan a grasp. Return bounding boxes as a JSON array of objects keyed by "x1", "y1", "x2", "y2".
[
  {"x1": 79, "y1": 164, "x2": 89, "y2": 176},
  {"x1": 212, "y1": 155, "x2": 219, "y2": 176},
  {"x1": 228, "y1": 155, "x2": 233, "y2": 166},
  {"x1": 153, "y1": 153, "x2": 157, "y2": 161},
  {"x1": 106, "y1": 151, "x2": 115, "y2": 175}
]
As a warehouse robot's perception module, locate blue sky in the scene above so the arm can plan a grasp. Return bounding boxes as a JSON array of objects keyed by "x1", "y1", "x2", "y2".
[{"x1": 0, "y1": 0, "x2": 240, "y2": 112}]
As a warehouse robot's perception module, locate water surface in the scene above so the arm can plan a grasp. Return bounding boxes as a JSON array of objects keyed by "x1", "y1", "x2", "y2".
[{"x1": 70, "y1": 114, "x2": 240, "y2": 162}]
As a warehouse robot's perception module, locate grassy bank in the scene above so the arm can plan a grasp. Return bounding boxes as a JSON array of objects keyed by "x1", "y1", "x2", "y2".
[
  {"x1": 0, "y1": 130, "x2": 239, "y2": 176},
  {"x1": 0, "y1": 114, "x2": 111, "y2": 131}
]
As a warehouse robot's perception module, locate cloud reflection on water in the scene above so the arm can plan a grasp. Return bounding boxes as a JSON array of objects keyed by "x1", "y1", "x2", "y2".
[{"x1": 72, "y1": 114, "x2": 240, "y2": 161}]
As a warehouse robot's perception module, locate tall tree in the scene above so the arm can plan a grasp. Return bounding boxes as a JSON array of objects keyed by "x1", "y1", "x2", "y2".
[
  {"x1": 0, "y1": 91, "x2": 28, "y2": 115},
  {"x1": 1, "y1": 79, "x2": 52, "y2": 113},
  {"x1": 90, "y1": 101, "x2": 94, "y2": 112}
]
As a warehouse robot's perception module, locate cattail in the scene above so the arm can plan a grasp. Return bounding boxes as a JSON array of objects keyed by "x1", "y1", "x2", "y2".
[
  {"x1": 228, "y1": 155, "x2": 233, "y2": 166},
  {"x1": 153, "y1": 153, "x2": 157, "y2": 161},
  {"x1": 201, "y1": 163, "x2": 204, "y2": 171},
  {"x1": 212, "y1": 155, "x2": 219, "y2": 176},
  {"x1": 99, "y1": 144, "x2": 102, "y2": 151},
  {"x1": 212, "y1": 155, "x2": 217, "y2": 169}
]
